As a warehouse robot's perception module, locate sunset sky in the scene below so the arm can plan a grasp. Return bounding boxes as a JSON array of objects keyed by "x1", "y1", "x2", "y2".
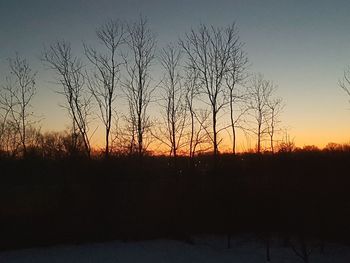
[{"x1": 1, "y1": 0, "x2": 350, "y2": 151}]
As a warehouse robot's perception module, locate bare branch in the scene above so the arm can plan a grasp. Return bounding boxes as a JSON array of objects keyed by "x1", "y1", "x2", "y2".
[
  {"x1": 84, "y1": 19, "x2": 126, "y2": 157},
  {"x1": 42, "y1": 40, "x2": 91, "y2": 157},
  {"x1": 122, "y1": 16, "x2": 156, "y2": 157}
]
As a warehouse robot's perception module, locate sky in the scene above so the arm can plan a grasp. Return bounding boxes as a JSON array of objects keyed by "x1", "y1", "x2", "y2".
[{"x1": 1, "y1": 0, "x2": 350, "y2": 150}]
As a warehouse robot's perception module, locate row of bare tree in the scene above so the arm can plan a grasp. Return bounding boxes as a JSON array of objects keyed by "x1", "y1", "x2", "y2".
[
  {"x1": 0, "y1": 55, "x2": 37, "y2": 156},
  {"x1": 0, "y1": 17, "x2": 284, "y2": 158}
]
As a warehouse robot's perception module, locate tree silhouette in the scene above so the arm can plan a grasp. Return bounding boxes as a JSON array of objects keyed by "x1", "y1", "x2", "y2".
[
  {"x1": 123, "y1": 16, "x2": 156, "y2": 157},
  {"x1": 247, "y1": 74, "x2": 279, "y2": 153},
  {"x1": 224, "y1": 24, "x2": 249, "y2": 154},
  {"x1": 43, "y1": 41, "x2": 92, "y2": 158},
  {"x1": 265, "y1": 97, "x2": 284, "y2": 153},
  {"x1": 157, "y1": 43, "x2": 186, "y2": 157},
  {"x1": 180, "y1": 24, "x2": 240, "y2": 156},
  {"x1": 184, "y1": 69, "x2": 210, "y2": 157},
  {"x1": 84, "y1": 19, "x2": 126, "y2": 158},
  {"x1": 0, "y1": 54, "x2": 36, "y2": 156}
]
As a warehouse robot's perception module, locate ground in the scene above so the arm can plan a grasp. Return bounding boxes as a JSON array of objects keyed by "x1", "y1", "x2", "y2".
[{"x1": 0, "y1": 235, "x2": 349, "y2": 263}]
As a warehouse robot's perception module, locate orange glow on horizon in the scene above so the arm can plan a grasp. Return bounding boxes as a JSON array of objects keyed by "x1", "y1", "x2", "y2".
[{"x1": 89, "y1": 132, "x2": 350, "y2": 156}]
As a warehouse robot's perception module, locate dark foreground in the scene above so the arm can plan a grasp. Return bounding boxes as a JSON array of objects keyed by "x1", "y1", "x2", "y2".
[{"x1": 0, "y1": 151, "x2": 350, "y2": 251}]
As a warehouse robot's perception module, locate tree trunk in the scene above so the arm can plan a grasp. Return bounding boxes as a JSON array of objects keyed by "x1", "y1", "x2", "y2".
[
  {"x1": 105, "y1": 127, "x2": 110, "y2": 158},
  {"x1": 257, "y1": 122, "x2": 261, "y2": 153},
  {"x1": 229, "y1": 90, "x2": 236, "y2": 154},
  {"x1": 212, "y1": 110, "x2": 218, "y2": 156}
]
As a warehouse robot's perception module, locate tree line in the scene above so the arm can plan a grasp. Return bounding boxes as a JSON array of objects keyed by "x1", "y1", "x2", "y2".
[{"x1": 0, "y1": 16, "x2": 285, "y2": 159}]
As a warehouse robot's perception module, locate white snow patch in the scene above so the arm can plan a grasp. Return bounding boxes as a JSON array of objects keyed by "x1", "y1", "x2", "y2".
[{"x1": 0, "y1": 235, "x2": 349, "y2": 263}]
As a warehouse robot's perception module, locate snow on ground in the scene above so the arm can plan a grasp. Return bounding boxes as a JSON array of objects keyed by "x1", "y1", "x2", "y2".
[{"x1": 0, "y1": 235, "x2": 349, "y2": 263}]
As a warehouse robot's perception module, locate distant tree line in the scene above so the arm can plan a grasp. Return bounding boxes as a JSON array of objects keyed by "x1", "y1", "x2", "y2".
[{"x1": 0, "y1": 16, "x2": 286, "y2": 159}]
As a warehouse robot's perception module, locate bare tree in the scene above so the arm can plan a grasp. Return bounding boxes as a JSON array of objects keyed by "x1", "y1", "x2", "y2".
[
  {"x1": 123, "y1": 16, "x2": 156, "y2": 157},
  {"x1": 192, "y1": 108, "x2": 212, "y2": 155},
  {"x1": 113, "y1": 101, "x2": 138, "y2": 155},
  {"x1": 247, "y1": 74, "x2": 275, "y2": 153},
  {"x1": 0, "y1": 85, "x2": 15, "y2": 155},
  {"x1": 157, "y1": 43, "x2": 186, "y2": 157},
  {"x1": 184, "y1": 69, "x2": 199, "y2": 158},
  {"x1": 0, "y1": 54, "x2": 36, "y2": 156},
  {"x1": 180, "y1": 24, "x2": 240, "y2": 156},
  {"x1": 43, "y1": 41, "x2": 92, "y2": 157},
  {"x1": 0, "y1": 88, "x2": 11, "y2": 152},
  {"x1": 225, "y1": 34, "x2": 249, "y2": 154},
  {"x1": 182, "y1": 68, "x2": 211, "y2": 157},
  {"x1": 84, "y1": 19, "x2": 126, "y2": 157},
  {"x1": 265, "y1": 97, "x2": 284, "y2": 153},
  {"x1": 339, "y1": 66, "x2": 350, "y2": 101}
]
